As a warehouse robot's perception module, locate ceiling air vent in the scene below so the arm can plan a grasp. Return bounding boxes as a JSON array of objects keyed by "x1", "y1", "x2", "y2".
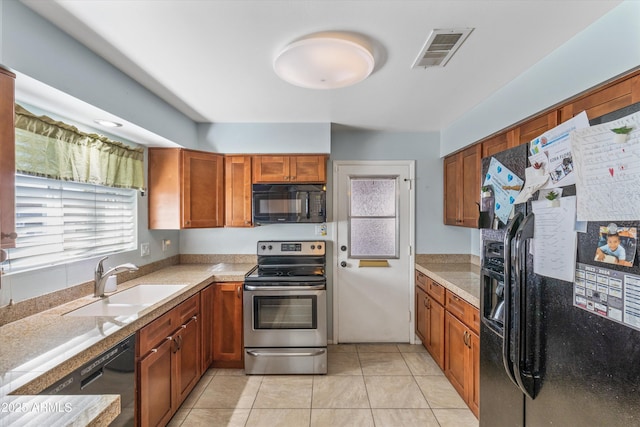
[{"x1": 412, "y1": 28, "x2": 473, "y2": 69}]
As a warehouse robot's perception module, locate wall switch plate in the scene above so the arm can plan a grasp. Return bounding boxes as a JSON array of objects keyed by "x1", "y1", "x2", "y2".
[
  {"x1": 162, "y1": 239, "x2": 171, "y2": 252},
  {"x1": 140, "y1": 242, "x2": 150, "y2": 257}
]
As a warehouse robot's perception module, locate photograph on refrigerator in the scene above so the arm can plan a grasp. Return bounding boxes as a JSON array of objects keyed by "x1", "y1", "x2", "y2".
[{"x1": 593, "y1": 224, "x2": 637, "y2": 267}]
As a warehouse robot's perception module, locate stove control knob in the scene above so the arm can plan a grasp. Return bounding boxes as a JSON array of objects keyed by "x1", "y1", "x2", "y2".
[
  {"x1": 340, "y1": 261, "x2": 347, "y2": 268},
  {"x1": 268, "y1": 245, "x2": 273, "y2": 250},
  {"x1": 260, "y1": 245, "x2": 266, "y2": 250},
  {"x1": 317, "y1": 244, "x2": 322, "y2": 250},
  {"x1": 311, "y1": 245, "x2": 316, "y2": 250}
]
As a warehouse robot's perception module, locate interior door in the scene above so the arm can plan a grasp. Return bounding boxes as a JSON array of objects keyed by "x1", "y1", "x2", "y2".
[{"x1": 334, "y1": 161, "x2": 415, "y2": 343}]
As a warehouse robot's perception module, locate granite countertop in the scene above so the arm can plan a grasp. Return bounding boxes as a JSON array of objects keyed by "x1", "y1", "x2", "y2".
[
  {"x1": 415, "y1": 259, "x2": 481, "y2": 308},
  {"x1": 0, "y1": 262, "x2": 254, "y2": 426}
]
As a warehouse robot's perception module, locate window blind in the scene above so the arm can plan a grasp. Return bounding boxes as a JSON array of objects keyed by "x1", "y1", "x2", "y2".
[{"x1": 4, "y1": 174, "x2": 137, "y2": 273}]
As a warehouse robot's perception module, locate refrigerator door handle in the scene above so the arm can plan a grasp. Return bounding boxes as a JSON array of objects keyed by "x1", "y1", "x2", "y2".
[
  {"x1": 512, "y1": 212, "x2": 537, "y2": 399},
  {"x1": 502, "y1": 212, "x2": 523, "y2": 388}
]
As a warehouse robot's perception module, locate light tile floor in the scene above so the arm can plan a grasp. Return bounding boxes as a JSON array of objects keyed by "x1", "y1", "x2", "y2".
[{"x1": 168, "y1": 344, "x2": 478, "y2": 427}]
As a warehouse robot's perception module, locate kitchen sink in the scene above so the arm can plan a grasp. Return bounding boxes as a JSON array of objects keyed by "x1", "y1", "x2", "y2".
[{"x1": 65, "y1": 284, "x2": 188, "y2": 317}]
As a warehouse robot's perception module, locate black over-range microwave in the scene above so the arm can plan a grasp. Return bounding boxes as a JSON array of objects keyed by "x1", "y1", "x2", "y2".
[{"x1": 252, "y1": 184, "x2": 326, "y2": 225}]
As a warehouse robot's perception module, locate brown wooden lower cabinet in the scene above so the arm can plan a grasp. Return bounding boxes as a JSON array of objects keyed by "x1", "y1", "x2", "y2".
[
  {"x1": 425, "y1": 294, "x2": 445, "y2": 370},
  {"x1": 175, "y1": 315, "x2": 200, "y2": 404},
  {"x1": 415, "y1": 269, "x2": 479, "y2": 418},
  {"x1": 200, "y1": 285, "x2": 215, "y2": 372},
  {"x1": 138, "y1": 337, "x2": 173, "y2": 427},
  {"x1": 415, "y1": 283, "x2": 445, "y2": 370},
  {"x1": 468, "y1": 331, "x2": 480, "y2": 416},
  {"x1": 444, "y1": 311, "x2": 479, "y2": 418},
  {"x1": 137, "y1": 295, "x2": 200, "y2": 427},
  {"x1": 212, "y1": 282, "x2": 244, "y2": 368}
]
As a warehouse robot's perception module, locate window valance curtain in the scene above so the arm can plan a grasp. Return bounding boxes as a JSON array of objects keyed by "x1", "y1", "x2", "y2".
[{"x1": 14, "y1": 104, "x2": 145, "y2": 190}]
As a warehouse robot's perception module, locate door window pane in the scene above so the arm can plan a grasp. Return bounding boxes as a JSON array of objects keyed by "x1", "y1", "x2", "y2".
[
  {"x1": 349, "y1": 177, "x2": 398, "y2": 259},
  {"x1": 351, "y1": 179, "x2": 396, "y2": 216}
]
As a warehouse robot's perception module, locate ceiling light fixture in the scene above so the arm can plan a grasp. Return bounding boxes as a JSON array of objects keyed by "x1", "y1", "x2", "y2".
[
  {"x1": 274, "y1": 33, "x2": 375, "y2": 90},
  {"x1": 93, "y1": 119, "x2": 123, "y2": 128}
]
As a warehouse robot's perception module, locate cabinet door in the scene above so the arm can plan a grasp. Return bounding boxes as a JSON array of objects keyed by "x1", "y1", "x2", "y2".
[
  {"x1": 138, "y1": 337, "x2": 174, "y2": 427},
  {"x1": 225, "y1": 156, "x2": 252, "y2": 227},
  {"x1": 200, "y1": 285, "x2": 214, "y2": 373},
  {"x1": 443, "y1": 154, "x2": 460, "y2": 225},
  {"x1": 482, "y1": 134, "x2": 508, "y2": 158},
  {"x1": 427, "y1": 298, "x2": 445, "y2": 370},
  {"x1": 444, "y1": 312, "x2": 468, "y2": 400},
  {"x1": 467, "y1": 331, "x2": 480, "y2": 418},
  {"x1": 507, "y1": 111, "x2": 559, "y2": 148},
  {"x1": 290, "y1": 155, "x2": 326, "y2": 182},
  {"x1": 175, "y1": 316, "x2": 200, "y2": 405},
  {"x1": 213, "y1": 283, "x2": 244, "y2": 368},
  {"x1": 415, "y1": 286, "x2": 427, "y2": 344},
  {"x1": 148, "y1": 148, "x2": 182, "y2": 229},
  {"x1": 460, "y1": 144, "x2": 481, "y2": 228},
  {"x1": 560, "y1": 74, "x2": 640, "y2": 122},
  {"x1": 0, "y1": 68, "x2": 16, "y2": 249},
  {"x1": 183, "y1": 150, "x2": 224, "y2": 228},
  {"x1": 253, "y1": 155, "x2": 290, "y2": 183}
]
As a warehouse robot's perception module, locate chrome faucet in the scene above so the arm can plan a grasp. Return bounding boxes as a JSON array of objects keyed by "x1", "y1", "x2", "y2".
[{"x1": 94, "y1": 256, "x2": 139, "y2": 297}]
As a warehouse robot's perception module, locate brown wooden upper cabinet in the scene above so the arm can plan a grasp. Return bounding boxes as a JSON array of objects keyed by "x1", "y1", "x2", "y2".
[
  {"x1": 444, "y1": 144, "x2": 481, "y2": 228},
  {"x1": 148, "y1": 148, "x2": 224, "y2": 229},
  {"x1": 0, "y1": 67, "x2": 16, "y2": 249},
  {"x1": 253, "y1": 155, "x2": 327, "y2": 183},
  {"x1": 224, "y1": 155, "x2": 252, "y2": 227},
  {"x1": 561, "y1": 74, "x2": 640, "y2": 122},
  {"x1": 507, "y1": 111, "x2": 559, "y2": 148}
]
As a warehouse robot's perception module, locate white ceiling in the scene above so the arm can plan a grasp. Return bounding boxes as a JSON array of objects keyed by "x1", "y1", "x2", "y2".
[{"x1": 21, "y1": 0, "x2": 622, "y2": 137}]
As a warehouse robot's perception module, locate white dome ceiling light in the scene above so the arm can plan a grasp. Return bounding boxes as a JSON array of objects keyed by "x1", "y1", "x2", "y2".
[{"x1": 274, "y1": 33, "x2": 375, "y2": 90}]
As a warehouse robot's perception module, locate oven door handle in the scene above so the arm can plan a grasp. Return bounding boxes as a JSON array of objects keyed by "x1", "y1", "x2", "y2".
[
  {"x1": 244, "y1": 284, "x2": 326, "y2": 291},
  {"x1": 246, "y1": 349, "x2": 326, "y2": 357}
]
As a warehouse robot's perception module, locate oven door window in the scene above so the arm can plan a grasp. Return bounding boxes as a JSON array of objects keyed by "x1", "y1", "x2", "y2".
[{"x1": 254, "y1": 295, "x2": 317, "y2": 329}]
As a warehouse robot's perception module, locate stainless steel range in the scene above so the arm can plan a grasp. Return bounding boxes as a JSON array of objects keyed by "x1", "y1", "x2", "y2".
[{"x1": 243, "y1": 240, "x2": 327, "y2": 375}]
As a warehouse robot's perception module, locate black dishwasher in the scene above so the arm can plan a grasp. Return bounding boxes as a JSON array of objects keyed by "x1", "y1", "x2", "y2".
[{"x1": 41, "y1": 334, "x2": 136, "y2": 427}]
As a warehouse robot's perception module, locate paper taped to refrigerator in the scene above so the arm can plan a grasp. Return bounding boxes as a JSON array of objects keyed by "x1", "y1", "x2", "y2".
[
  {"x1": 483, "y1": 157, "x2": 523, "y2": 225},
  {"x1": 531, "y1": 196, "x2": 577, "y2": 282},
  {"x1": 571, "y1": 110, "x2": 640, "y2": 221},
  {"x1": 574, "y1": 263, "x2": 640, "y2": 332},
  {"x1": 529, "y1": 111, "x2": 589, "y2": 188}
]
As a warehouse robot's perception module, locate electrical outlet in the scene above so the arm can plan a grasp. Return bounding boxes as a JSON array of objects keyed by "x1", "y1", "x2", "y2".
[{"x1": 140, "y1": 242, "x2": 150, "y2": 257}]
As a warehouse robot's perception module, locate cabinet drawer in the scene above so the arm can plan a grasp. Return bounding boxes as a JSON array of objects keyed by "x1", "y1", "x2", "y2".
[
  {"x1": 426, "y1": 278, "x2": 446, "y2": 305},
  {"x1": 175, "y1": 294, "x2": 200, "y2": 325},
  {"x1": 415, "y1": 270, "x2": 428, "y2": 292},
  {"x1": 139, "y1": 310, "x2": 178, "y2": 356},
  {"x1": 138, "y1": 294, "x2": 201, "y2": 356},
  {"x1": 446, "y1": 291, "x2": 475, "y2": 325}
]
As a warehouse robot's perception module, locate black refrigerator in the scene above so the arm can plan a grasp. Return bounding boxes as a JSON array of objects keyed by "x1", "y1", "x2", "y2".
[{"x1": 479, "y1": 106, "x2": 640, "y2": 426}]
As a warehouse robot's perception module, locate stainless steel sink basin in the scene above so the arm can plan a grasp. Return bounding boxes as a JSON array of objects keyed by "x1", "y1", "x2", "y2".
[{"x1": 65, "y1": 284, "x2": 188, "y2": 317}]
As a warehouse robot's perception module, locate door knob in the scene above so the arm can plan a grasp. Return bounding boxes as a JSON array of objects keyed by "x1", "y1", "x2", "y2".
[
  {"x1": 340, "y1": 245, "x2": 347, "y2": 252},
  {"x1": 340, "y1": 261, "x2": 347, "y2": 268}
]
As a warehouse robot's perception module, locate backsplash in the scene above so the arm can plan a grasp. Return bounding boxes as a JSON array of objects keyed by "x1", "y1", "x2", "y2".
[
  {"x1": 416, "y1": 253, "x2": 480, "y2": 266},
  {"x1": 0, "y1": 254, "x2": 262, "y2": 326}
]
